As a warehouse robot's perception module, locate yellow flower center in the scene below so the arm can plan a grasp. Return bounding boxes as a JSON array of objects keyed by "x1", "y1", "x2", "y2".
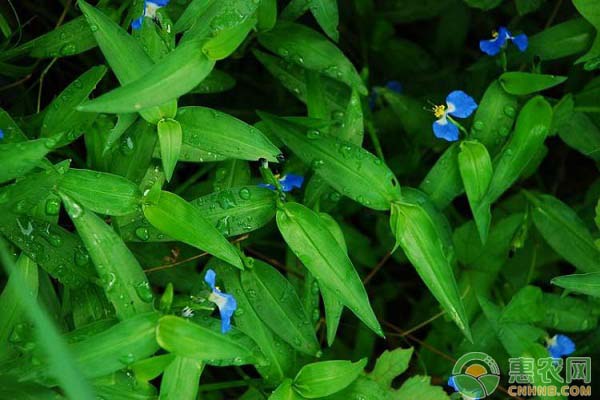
[
  {"x1": 492, "y1": 30, "x2": 498, "y2": 38},
  {"x1": 433, "y1": 104, "x2": 446, "y2": 119}
]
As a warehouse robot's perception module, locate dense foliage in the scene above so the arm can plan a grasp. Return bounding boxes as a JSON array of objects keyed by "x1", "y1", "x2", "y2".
[{"x1": 0, "y1": 0, "x2": 599, "y2": 399}]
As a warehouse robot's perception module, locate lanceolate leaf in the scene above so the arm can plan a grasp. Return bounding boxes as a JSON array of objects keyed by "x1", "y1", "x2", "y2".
[
  {"x1": 41, "y1": 65, "x2": 107, "y2": 142},
  {"x1": 0, "y1": 139, "x2": 54, "y2": 184},
  {"x1": 159, "y1": 356, "x2": 204, "y2": 400},
  {"x1": 276, "y1": 202, "x2": 383, "y2": 336},
  {"x1": 59, "y1": 169, "x2": 142, "y2": 216},
  {"x1": 258, "y1": 21, "x2": 367, "y2": 94},
  {"x1": 309, "y1": 0, "x2": 340, "y2": 42},
  {"x1": 260, "y1": 113, "x2": 401, "y2": 210},
  {"x1": 526, "y1": 192, "x2": 600, "y2": 273},
  {"x1": 458, "y1": 141, "x2": 493, "y2": 243},
  {"x1": 214, "y1": 260, "x2": 295, "y2": 383},
  {"x1": 499, "y1": 72, "x2": 567, "y2": 95},
  {"x1": 143, "y1": 190, "x2": 243, "y2": 269},
  {"x1": 157, "y1": 119, "x2": 183, "y2": 182},
  {"x1": 156, "y1": 315, "x2": 264, "y2": 365},
  {"x1": 203, "y1": 16, "x2": 256, "y2": 60},
  {"x1": 241, "y1": 259, "x2": 320, "y2": 356},
  {"x1": 390, "y1": 201, "x2": 471, "y2": 339},
  {"x1": 552, "y1": 273, "x2": 600, "y2": 297},
  {"x1": 293, "y1": 358, "x2": 367, "y2": 398},
  {"x1": 177, "y1": 107, "x2": 281, "y2": 162},
  {"x1": 61, "y1": 194, "x2": 153, "y2": 319},
  {"x1": 78, "y1": 39, "x2": 215, "y2": 114}
]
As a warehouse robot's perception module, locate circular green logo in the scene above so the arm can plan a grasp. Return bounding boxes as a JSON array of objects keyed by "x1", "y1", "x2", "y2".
[{"x1": 449, "y1": 352, "x2": 500, "y2": 398}]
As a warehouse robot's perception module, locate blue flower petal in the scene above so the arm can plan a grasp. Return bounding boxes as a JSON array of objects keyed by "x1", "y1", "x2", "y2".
[
  {"x1": 131, "y1": 17, "x2": 144, "y2": 30},
  {"x1": 148, "y1": 0, "x2": 170, "y2": 6},
  {"x1": 385, "y1": 80, "x2": 403, "y2": 93},
  {"x1": 204, "y1": 269, "x2": 216, "y2": 290},
  {"x1": 0, "y1": 129, "x2": 4, "y2": 140},
  {"x1": 257, "y1": 182, "x2": 275, "y2": 190},
  {"x1": 512, "y1": 33, "x2": 528, "y2": 52},
  {"x1": 448, "y1": 376, "x2": 458, "y2": 392},
  {"x1": 215, "y1": 292, "x2": 237, "y2": 333},
  {"x1": 446, "y1": 90, "x2": 477, "y2": 119},
  {"x1": 548, "y1": 334, "x2": 575, "y2": 358},
  {"x1": 433, "y1": 119, "x2": 459, "y2": 141},
  {"x1": 279, "y1": 174, "x2": 304, "y2": 192}
]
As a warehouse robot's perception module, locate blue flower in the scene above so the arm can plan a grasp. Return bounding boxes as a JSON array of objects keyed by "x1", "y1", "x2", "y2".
[
  {"x1": 432, "y1": 90, "x2": 478, "y2": 141},
  {"x1": 480, "y1": 27, "x2": 528, "y2": 56},
  {"x1": 547, "y1": 334, "x2": 575, "y2": 359},
  {"x1": 204, "y1": 269, "x2": 237, "y2": 334},
  {"x1": 0, "y1": 129, "x2": 4, "y2": 140},
  {"x1": 258, "y1": 173, "x2": 304, "y2": 192},
  {"x1": 131, "y1": 0, "x2": 170, "y2": 30},
  {"x1": 369, "y1": 80, "x2": 403, "y2": 110}
]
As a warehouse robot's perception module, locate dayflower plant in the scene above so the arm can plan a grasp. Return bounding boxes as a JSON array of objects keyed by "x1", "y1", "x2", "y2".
[
  {"x1": 204, "y1": 269, "x2": 237, "y2": 334},
  {"x1": 547, "y1": 334, "x2": 576, "y2": 359},
  {"x1": 480, "y1": 27, "x2": 528, "y2": 56},
  {"x1": 432, "y1": 90, "x2": 478, "y2": 141},
  {"x1": 258, "y1": 173, "x2": 304, "y2": 192},
  {"x1": 131, "y1": 0, "x2": 170, "y2": 30},
  {"x1": 0, "y1": 128, "x2": 4, "y2": 140}
]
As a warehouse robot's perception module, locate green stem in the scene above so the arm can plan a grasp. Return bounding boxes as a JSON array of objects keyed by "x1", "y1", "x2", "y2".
[
  {"x1": 365, "y1": 120, "x2": 385, "y2": 161},
  {"x1": 174, "y1": 164, "x2": 214, "y2": 195},
  {"x1": 500, "y1": 50, "x2": 508, "y2": 72},
  {"x1": 447, "y1": 116, "x2": 469, "y2": 138}
]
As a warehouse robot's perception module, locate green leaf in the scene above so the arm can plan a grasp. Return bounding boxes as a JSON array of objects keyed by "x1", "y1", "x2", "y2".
[
  {"x1": 143, "y1": 190, "x2": 243, "y2": 269},
  {"x1": 573, "y1": 0, "x2": 600, "y2": 70},
  {"x1": 469, "y1": 80, "x2": 518, "y2": 153},
  {"x1": 0, "y1": 139, "x2": 53, "y2": 184},
  {"x1": 499, "y1": 72, "x2": 567, "y2": 95},
  {"x1": 174, "y1": 0, "x2": 217, "y2": 33},
  {"x1": 177, "y1": 106, "x2": 281, "y2": 162},
  {"x1": 526, "y1": 192, "x2": 600, "y2": 273},
  {"x1": 28, "y1": 16, "x2": 98, "y2": 58},
  {"x1": 462, "y1": 0, "x2": 503, "y2": 10},
  {"x1": 258, "y1": 21, "x2": 367, "y2": 94},
  {"x1": 130, "y1": 354, "x2": 176, "y2": 382},
  {"x1": 190, "y1": 69, "x2": 236, "y2": 94},
  {"x1": 61, "y1": 194, "x2": 153, "y2": 319},
  {"x1": 241, "y1": 259, "x2": 320, "y2": 356},
  {"x1": 257, "y1": 0, "x2": 278, "y2": 31},
  {"x1": 214, "y1": 260, "x2": 295, "y2": 383},
  {"x1": 0, "y1": 240, "x2": 96, "y2": 400},
  {"x1": 203, "y1": 16, "x2": 256, "y2": 60},
  {"x1": 419, "y1": 144, "x2": 462, "y2": 210},
  {"x1": 59, "y1": 169, "x2": 142, "y2": 216},
  {"x1": 156, "y1": 315, "x2": 264, "y2": 365},
  {"x1": 309, "y1": 0, "x2": 340, "y2": 42},
  {"x1": 276, "y1": 202, "x2": 383, "y2": 336},
  {"x1": 485, "y1": 96, "x2": 552, "y2": 203},
  {"x1": 478, "y1": 296, "x2": 545, "y2": 357},
  {"x1": 389, "y1": 201, "x2": 471, "y2": 339},
  {"x1": 539, "y1": 293, "x2": 597, "y2": 332},
  {"x1": 501, "y1": 286, "x2": 544, "y2": 323},
  {"x1": 368, "y1": 348, "x2": 413, "y2": 387},
  {"x1": 64, "y1": 312, "x2": 159, "y2": 380},
  {"x1": 317, "y1": 213, "x2": 346, "y2": 347},
  {"x1": 552, "y1": 272, "x2": 600, "y2": 298},
  {"x1": 41, "y1": 65, "x2": 107, "y2": 143},
  {"x1": 78, "y1": 39, "x2": 214, "y2": 114},
  {"x1": 293, "y1": 358, "x2": 367, "y2": 398},
  {"x1": 159, "y1": 356, "x2": 204, "y2": 400},
  {"x1": 0, "y1": 213, "x2": 95, "y2": 288},
  {"x1": 157, "y1": 118, "x2": 182, "y2": 182},
  {"x1": 270, "y1": 379, "x2": 303, "y2": 400},
  {"x1": 458, "y1": 140, "x2": 493, "y2": 242},
  {"x1": 260, "y1": 113, "x2": 401, "y2": 210},
  {"x1": 392, "y1": 376, "x2": 450, "y2": 400},
  {"x1": 556, "y1": 111, "x2": 600, "y2": 162},
  {"x1": 0, "y1": 254, "x2": 38, "y2": 362}
]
